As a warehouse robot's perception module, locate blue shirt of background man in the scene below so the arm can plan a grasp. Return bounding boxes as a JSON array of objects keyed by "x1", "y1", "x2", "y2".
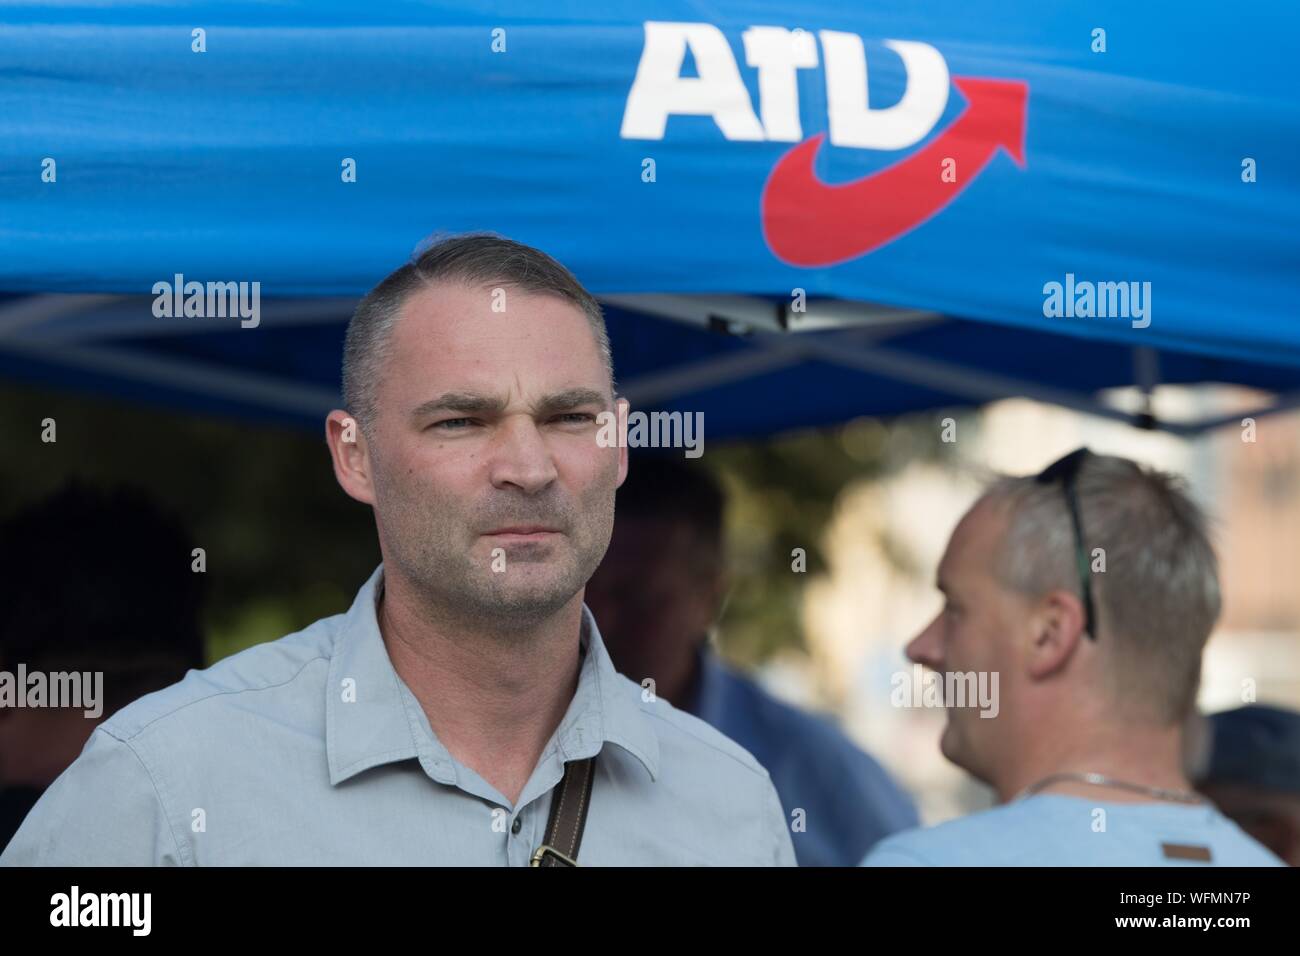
[{"x1": 689, "y1": 647, "x2": 918, "y2": 866}]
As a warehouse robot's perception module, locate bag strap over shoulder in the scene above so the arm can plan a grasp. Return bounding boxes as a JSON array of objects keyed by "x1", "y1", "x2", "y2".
[{"x1": 529, "y1": 756, "x2": 596, "y2": 867}]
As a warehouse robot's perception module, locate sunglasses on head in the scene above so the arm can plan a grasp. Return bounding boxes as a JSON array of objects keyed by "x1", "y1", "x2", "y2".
[{"x1": 1034, "y1": 447, "x2": 1098, "y2": 641}]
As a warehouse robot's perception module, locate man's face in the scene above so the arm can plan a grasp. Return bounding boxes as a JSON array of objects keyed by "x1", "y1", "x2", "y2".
[
  {"x1": 905, "y1": 497, "x2": 1027, "y2": 782},
  {"x1": 354, "y1": 280, "x2": 626, "y2": 627},
  {"x1": 585, "y1": 516, "x2": 721, "y2": 695}
]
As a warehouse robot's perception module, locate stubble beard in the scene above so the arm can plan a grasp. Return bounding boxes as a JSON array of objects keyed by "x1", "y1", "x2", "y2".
[{"x1": 378, "y1": 472, "x2": 617, "y2": 634}]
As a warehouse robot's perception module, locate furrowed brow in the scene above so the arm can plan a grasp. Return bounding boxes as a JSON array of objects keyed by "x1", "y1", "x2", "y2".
[
  {"x1": 410, "y1": 392, "x2": 508, "y2": 420},
  {"x1": 534, "y1": 388, "x2": 611, "y2": 417}
]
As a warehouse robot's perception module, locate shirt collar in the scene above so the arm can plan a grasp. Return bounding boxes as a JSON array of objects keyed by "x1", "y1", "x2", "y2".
[{"x1": 326, "y1": 564, "x2": 660, "y2": 786}]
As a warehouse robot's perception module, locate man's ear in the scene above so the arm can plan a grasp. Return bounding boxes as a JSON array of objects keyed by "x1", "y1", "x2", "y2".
[
  {"x1": 1025, "y1": 588, "x2": 1088, "y2": 680},
  {"x1": 325, "y1": 410, "x2": 378, "y2": 506}
]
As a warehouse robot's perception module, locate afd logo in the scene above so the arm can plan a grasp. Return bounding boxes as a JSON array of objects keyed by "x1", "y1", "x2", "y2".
[{"x1": 620, "y1": 22, "x2": 1028, "y2": 267}]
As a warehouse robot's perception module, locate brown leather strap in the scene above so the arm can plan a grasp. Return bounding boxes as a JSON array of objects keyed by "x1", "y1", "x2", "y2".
[{"x1": 530, "y1": 757, "x2": 596, "y2": 867}]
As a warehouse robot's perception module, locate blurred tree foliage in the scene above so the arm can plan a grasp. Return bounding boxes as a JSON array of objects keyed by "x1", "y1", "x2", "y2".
[
  {"x1": 703, "y1": 414, "x2": 963, "y2": 667},
  {"x1": 0, "y1": 381, "x2": 378, "y2": 664},
  {"x1": 1, "y1": 379, "x2": 967, "y2": 667}
]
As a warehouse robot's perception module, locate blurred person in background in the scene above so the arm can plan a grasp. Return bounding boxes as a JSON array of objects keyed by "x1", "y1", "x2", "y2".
[
  {"x1": 1186, "y1": 704, "x2": 1300, "y2": 865},
  {"x1": 586, "y1": 453, "x2": 918, "y2": 866},
  {"x1": 862, "y1": 448, "x2": 1282, "y2": 866},
  {"x1": 0, "y1": 480, "x2": 206, "y2": 851}
]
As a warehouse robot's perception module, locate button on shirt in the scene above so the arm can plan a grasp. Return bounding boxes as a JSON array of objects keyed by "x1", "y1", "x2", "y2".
[{"x1": 2, "y1": 566, "x2": 796, "y2": 866}]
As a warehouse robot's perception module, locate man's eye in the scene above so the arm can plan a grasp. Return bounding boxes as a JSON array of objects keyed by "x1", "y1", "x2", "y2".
[
  {"x1": 432, "y1": 418, "x2": 476, "y2": 430},
  {"x1": 552, "y1": 413, "x2": 596, "y2": 424}
]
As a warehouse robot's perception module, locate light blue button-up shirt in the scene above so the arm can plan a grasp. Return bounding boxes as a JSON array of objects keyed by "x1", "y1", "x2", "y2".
[
  {"x1": 2, "y1": 566, "x2": 796, "y2": 866},
  {"x1": 860, "y1": 794, "x2": 1285, "y2": 866}
]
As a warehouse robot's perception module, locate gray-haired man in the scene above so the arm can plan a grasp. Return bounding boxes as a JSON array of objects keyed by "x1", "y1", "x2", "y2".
[
  {"x1": 3, "y1": 233, "x2": 796, "y2": 866},
  {"x1": 863, "y1": 448, "x2": 1282, "y2": 866}
]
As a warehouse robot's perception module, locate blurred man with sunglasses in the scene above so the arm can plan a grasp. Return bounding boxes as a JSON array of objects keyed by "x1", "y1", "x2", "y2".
[{"x1": 863, "y1": 449, "x2": 1282, "y2": 866}]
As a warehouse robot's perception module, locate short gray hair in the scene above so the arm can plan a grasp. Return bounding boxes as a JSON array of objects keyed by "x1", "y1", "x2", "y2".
[
  {"x1": 341, "y1": 232, "x2": 613, "y2": 432},
  {"x1": 982, "y1": 453, "x2": 1221, "y2": 723}
]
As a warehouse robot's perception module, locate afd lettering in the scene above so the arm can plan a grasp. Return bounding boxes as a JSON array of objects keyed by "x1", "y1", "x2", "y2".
[
  {"x1": 621, "y1": 21, "x2": 949, "y2": 150},
  {"x1": 619, "y1": 22, "x2": 1028, "y2": 267}
]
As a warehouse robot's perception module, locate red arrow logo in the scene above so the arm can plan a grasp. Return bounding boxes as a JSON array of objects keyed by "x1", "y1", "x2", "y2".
[{"x1": 761, "y1": 76, "x2": 1028, "y2": 267}]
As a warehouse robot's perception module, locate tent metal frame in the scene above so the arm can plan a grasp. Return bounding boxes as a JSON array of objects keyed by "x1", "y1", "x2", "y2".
[
  {"x1": 606, "y1": 294, "x2": 1300, "y2": 438},
  {"x1": 2, "y1": 292, "x2": 1297, "y2": 437}
]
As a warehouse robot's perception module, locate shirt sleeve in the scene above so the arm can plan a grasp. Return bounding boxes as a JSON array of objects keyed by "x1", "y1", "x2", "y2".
[
  {"x1": 0, "y1": 728, "x2": 185, "y2": 866},
  {"x1": 761, "y1": 774, "x2": 799, "y2": 866},
  {"x1": 859, "y1": 838, "x2": 933, "y2": 866}
]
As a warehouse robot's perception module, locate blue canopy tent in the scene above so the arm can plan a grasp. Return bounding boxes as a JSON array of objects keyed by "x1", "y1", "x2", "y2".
[{"x1": 1, "y1": 1, "x2": 1297, "y2": 439}]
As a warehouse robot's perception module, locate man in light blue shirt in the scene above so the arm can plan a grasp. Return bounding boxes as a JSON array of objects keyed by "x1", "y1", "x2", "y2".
[
  {"x1": 2, "y1": 234, "x2": 795, "y2": 866},
  {"x1": 586, "y1": 454, "x2": 917, "y2": 865},
  {"x1": 3, "y1": 564, "x2": 793, "y2": 865},
  {"x1": 862, "y1": 449, "x2": 1282, "y2": 867},
  {"x1": 864, "y1": 796, "x2": 1281, "y2": 866}
]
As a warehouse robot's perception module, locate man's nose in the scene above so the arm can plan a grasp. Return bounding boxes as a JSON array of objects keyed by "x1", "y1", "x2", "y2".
[
  {"x1": 488, "y1": 415, "x2": 558, "y2": 495},
  {"x1": 905, "y1": 614, "x2": 944, "y2": 670}
]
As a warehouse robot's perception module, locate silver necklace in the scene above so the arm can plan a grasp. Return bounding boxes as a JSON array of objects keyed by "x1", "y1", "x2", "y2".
[{"x1": 1015, "y1": 771, "x2": 1206, "y2": 805}]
